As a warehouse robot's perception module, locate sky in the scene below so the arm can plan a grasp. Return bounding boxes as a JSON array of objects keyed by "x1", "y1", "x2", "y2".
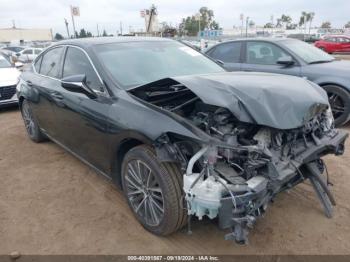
[{"x1": 0, "y1": 0, "x2": 349, "y2": 36}]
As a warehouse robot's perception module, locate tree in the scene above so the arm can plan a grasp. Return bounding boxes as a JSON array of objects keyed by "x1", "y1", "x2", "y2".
[
  {"x1": 79, "y1": 28, "x2": 87, "y2": 38},
  {"x1": 306, "y1": 12, "x2": 315, "y2": 35},
  {"x1": 178, "y1": 7, "x2": 220, "y2": 36},
  {"x1": 321, "y1": 21, "x2": 332, "y2": 29},
  {"x1": 102, "y1": 30, "x2": 108, "y2": 37},
  {"x1": 281, "y1": 14, "x2": 292, "y2": 29},
  {"x1": 54, "y1": 33, "x2": 64, "y2": 40},
  {"x1": 345, "y1": 21, "x2": 350, "y2": 28},
  {"x1": 264, "y1": 22, "x2": 273, "y2": 28}
]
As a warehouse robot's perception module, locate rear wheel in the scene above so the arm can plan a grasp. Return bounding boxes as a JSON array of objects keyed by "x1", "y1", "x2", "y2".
[
  {"x1": 323, "y1": 85, "x2": 350, "y2": 126},
  {"x1": 121, "y1": 145, "x2": 187, "y2": 236},
  {"x1": 20, "y1": 99, "x2": 46, "y2": 143}
]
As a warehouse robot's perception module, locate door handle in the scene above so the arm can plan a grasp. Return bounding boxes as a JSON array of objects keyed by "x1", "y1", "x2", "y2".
[{"x1": 51, "y1": 92, "x2": 64, "y2": 100}]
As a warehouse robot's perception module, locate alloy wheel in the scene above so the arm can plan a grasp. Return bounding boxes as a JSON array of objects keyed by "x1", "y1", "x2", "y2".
[
  {"x1": 125, "y1": 159, "x2": 164, "y2": 226},
  {"x1": 328, "y1": 92, "x2": 345, "y2": 120},
  {"x1": 22, "y1": 102, "x2": 35, "y2": 137}
]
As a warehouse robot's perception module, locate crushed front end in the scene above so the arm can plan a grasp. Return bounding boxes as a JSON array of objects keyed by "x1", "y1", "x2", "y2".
[
  {"x1": 180, "y1": 107, "x2": 347, "y2": 244},
  {"x1": 128, "y1": 74, "x2": 348, "y2": 244}
]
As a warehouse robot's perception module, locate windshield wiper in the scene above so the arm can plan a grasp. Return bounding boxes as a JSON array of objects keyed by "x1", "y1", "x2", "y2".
[{"x1": 308, "y1": 60, "x2": 334, "y2": 65}]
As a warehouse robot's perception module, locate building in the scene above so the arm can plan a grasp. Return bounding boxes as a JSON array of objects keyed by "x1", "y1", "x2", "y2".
[{"x1": 0, "y1": 28, "x2": 53, "y2": 43}]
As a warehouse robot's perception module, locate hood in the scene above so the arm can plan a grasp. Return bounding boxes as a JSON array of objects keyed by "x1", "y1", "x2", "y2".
[
  {"x1": 0, "y1": 67, "x2": 20, "y2": 86},
  {"x1": 307, "y1": 60, "x2": 350, "y2": 75},
  {"x1": 168, "y1": 72, "x2": 329, "y2": 129}
]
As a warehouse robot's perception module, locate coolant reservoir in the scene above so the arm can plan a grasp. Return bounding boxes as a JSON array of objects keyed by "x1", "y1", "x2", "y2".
[{"x1": 184, "y1": 174, "x2": 227, "y2": 219}]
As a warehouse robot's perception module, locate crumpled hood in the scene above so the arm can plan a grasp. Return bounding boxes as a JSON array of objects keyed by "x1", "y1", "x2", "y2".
[{"x1": 171, "y1": 72, "x2": 329, "y2": 129}]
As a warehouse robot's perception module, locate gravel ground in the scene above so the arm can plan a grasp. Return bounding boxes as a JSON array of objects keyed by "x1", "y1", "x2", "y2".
[{"x1": 1, "y1": 104, "x2": 350, "y2": 255}]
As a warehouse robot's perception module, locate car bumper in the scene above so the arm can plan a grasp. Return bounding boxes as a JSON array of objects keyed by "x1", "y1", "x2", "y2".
[
  {"x1": 217, "y1": 129, "x2": 348, "y2": 242},
  {"x1": 0, "y1": 85, "x2": 18, "y2": 107}
]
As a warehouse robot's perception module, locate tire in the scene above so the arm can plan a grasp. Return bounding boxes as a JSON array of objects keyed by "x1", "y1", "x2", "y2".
[
  {"x1": 20, "y1": 99, "x2": 46, "y2": 143},
  {"x1": 121, "y1": 145, "x2": 187, "y2": 236},
  {"x1": 323, "y1": 85, "x2": 350, "y2": 126}
]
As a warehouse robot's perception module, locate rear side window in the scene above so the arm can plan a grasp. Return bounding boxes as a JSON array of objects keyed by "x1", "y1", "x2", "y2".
[
  {"x1": 40, "y1": 47, "x2": 64, "y2": 78},
  {"x1": 34, "y1": 49, "x2": 42, "y2": 55},
  {"x1": 208, "y1": 42, "x2": 242, "y2": 63},
  {"x1": 34, "y1": 56, "x2": 43, "y2": 72},
  {"x1": 63, "y1": 47, "x2": 103, "y2": 91}
]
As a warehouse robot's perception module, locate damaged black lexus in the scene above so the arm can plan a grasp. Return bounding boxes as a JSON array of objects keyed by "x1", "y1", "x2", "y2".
[{"x1": 17, "y1": 37, "x2": 348, "y2": 244}]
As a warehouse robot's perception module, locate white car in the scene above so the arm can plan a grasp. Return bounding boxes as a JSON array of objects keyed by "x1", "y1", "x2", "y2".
[
  {"x1": 15, "y1": 48, "x2": 43, "y2": 63},
  {"x1": 0, "y1": 54, "x2": 21, "y2": 107}
]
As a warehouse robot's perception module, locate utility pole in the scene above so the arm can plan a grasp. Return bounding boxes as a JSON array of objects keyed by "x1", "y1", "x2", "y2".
[
  {"x1": 70, "y1": 5, "x2": 77, "y2": 38},
  {"x1": 240, "y1": 14, "x2": 244, "y2": 37},
  {"x1": 96, "y1": 23, "x2": 100, "y2": 37},
  {"x1": 245, "y1": 16, "x2": 250, "y2": 37},
  {"x1": 120, "y1": 21, "x2": 123, "y2": 35},
  {"x1": 12, "y1": 20, "x2": 16, "y2": 29},
  {"x1": 64, "y1": 18, "x2": 70, "y2": 38}
]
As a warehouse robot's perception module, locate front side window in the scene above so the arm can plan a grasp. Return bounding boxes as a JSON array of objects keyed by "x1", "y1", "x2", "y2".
[
  {"x1": 246, "y1": 42, "x2": 290, "y2": 65},
  {"x1": 34, "y1": 49, "x2": 42, "y2": 55},
  {"x1": 39, "y1": 47, "x2": 64, "y2": 78},
  {"x1": 208, "y1": 42, "x2": 242, "y2": 63},
  {"x1": 63, "y1": 47, "x2": 103, "y2": 91}
]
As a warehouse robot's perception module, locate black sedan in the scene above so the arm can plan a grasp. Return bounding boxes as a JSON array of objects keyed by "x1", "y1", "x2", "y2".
[
  {"x1": 17, "y1": 37, "x2": 347, "y2": 244},
  {"x1": 205, "y1": 38, "x2": 350, "y2": 126}
]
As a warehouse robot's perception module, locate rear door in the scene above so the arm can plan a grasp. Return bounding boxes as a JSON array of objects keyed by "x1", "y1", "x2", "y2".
[
  {"x1": 206, "y1": 41, "x2": 242, "y2": 71},
  {"x1": 241, "y1": 41, "x2": 301, "y2": 76},
  {"x1": 51, "y1": 46, "x2": 111, "y2": 172},
  {"x1": 26, "y1": 46, "x2": 65, "y2": 136},
  {"x1": 337, "y1": 37, "x2": 350, "y2": 52}
]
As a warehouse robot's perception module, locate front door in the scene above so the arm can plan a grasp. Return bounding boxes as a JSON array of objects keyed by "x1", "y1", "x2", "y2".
[
  {"x1": 51, "y1": 46, "x2": 111, "y2": 173},
  {"x1": 241, "y1": 41, "x2": 301, "y2": 77}
]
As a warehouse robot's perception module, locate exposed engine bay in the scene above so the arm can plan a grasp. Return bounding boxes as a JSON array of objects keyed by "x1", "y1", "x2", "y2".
[{"x1": 129, "y1": 76, "x2": 348, "y2": 244}]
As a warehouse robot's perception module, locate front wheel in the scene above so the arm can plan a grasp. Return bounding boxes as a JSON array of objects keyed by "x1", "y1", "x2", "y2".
[
  {"x1": 121, "y1": 145, "x2": 187, "y2": 236},
  {"x1": 323, "y1": 85, "x2": 350, "y2": 126}
]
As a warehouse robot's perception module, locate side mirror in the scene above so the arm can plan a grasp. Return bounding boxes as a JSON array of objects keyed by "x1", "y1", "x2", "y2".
[
  {"x1": 14, "y1": 62, "x2": 23, "y2": 68},
  {"x1": 277, "y1": 56, "x2": 295, "y2": 66},
  {"x1": 61, "y1": 74, "x2": 97, "y2": 99},
  {"x1": 15, "y1": 53, "x2": 20, "y2": 57}
]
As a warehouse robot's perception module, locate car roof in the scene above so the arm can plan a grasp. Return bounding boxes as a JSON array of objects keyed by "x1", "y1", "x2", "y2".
[
  {"x1": 51, "y1": 36, "x2": 173, "y2": 48},
  {"x1": 220, "y1": 37, "x2": 293, "y2": 43}
]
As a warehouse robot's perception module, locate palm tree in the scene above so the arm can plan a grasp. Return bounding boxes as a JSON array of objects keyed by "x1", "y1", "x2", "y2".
[
  {"x1": 299, "y1": 11, "x2": 307, "y2": 31},
  {"x1": 306, "y1": 12, "x2": 315, "y2": 36},
  {"x1": 281, "y1": 14, "x2": 292, "y2": 29}
]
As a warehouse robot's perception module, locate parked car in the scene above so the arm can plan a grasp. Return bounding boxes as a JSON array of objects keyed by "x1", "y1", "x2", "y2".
[
  {"x1": 15, "y1": 47, "x2": 43, "y2": 63},
  {"x1": 0, "y1": 54, "x2": 21, "y2": 107},
  {"x1": 314, "y1": 35, "x2": 350, "y2": 53},
  {"x1": 205, "y1": 38, "x2": 350, "y2": 126},
  {"x1": 17, "y1": 37, "x2": 347, "y2": 244},
  {"x1": 1, "y1": 46, "x2": 25, "y2": 57}
]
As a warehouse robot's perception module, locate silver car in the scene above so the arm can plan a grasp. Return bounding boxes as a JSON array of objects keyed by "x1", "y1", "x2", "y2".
[{"x1": 206, "y1": 38, "x2": 350, "y2": 126}]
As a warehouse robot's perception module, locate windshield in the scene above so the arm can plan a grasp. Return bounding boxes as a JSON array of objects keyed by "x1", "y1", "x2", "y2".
[
  {"x1": 0, "y1": 56, "x2": 11, "y2": 68},
  {"x1": 94, "y1": 41, "x2": 225, "y2": 88},
  {"x1": 4, "y1": 46, "x2": 24, "y2": 53},
  {"x1": 282, "y1": 39, "x2": 334, "y2": 64}
]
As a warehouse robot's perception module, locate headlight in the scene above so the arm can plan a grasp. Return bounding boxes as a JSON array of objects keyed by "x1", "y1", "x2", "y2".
[{"x1": 325, "y1": 106, "x2": 334, "y2": 130}]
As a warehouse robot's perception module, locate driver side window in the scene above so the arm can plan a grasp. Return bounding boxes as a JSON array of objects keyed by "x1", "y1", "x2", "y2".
[
  {"x1": 246, "y1": 42, "x2": 290, "y2": 65},
  {"x1": 63, "y1": 47, "x2": 103, "y2": 92}
]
